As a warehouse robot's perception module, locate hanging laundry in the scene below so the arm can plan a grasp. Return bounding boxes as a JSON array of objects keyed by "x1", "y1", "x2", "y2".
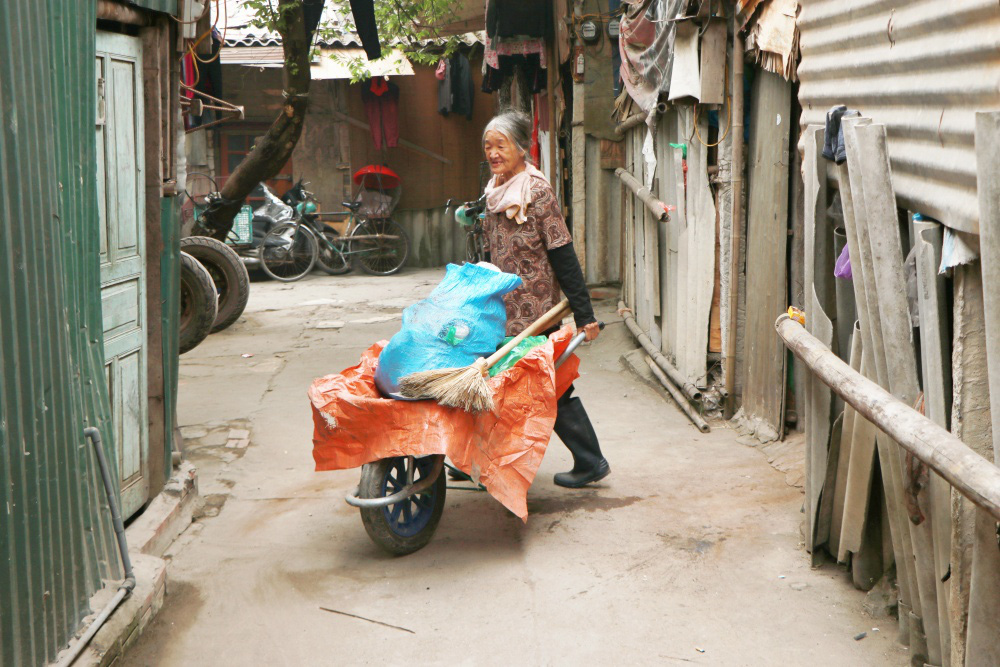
[
  {"x1": 435, "y1": 59, "x2": 447, "y2": 81},
  {"x1": 361, "y1": 78, "x2": 399, "y2": 150},
  {"x1": 438, "y1": 59, "x2": 453, "y2": 115},
  {"x1": 348, "y1": 0, "x2": 381, "y2": 61},
  {"x1": 821, "y1": 105, "x2": 860, "y2": 164},
  {"x1": 484, "y1": 34, "x2": 547, "y2": 70},
  {"x1": 486, "y1": 0, "x2": 551, "y2": 39},
  {"x1": 482, "y1": 54, "x2": 547, "y2": 94},
  {"x1": 449, "y1": 53, "x2": 475, "y2": 120}
]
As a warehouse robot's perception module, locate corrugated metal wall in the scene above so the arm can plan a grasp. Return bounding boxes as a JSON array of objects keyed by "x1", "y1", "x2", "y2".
[
  {"x1": 396, "y1": 207, "x2": 470, "y2": 268},
  {"x1": 798, "y1": 0, "x2": 1000, "y2": 233},
  {"x1": 0, "y1": 2, "x2": 121, "y2": 665}
]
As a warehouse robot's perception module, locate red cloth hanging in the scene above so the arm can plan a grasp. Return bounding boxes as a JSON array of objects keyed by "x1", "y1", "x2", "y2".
[{"x1": 530, "y1": 98, "x2": 541, "y2": 165}]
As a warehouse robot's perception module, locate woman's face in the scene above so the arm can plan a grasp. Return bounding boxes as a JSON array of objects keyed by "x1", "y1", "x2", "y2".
[{"x1": 483, "y1": 130, "x2": 525, "y2": 177}]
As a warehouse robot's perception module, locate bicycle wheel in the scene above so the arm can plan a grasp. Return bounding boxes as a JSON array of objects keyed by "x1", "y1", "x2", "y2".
[
  {"x1": 466, "y1": 230, "x2": 485, "y2": 263},
  {"x1": 351, "y1": 218, "x2": 409, "y2": 276},
  {"x1": 315, "y1": 229, "x2": 352, "y2": 275},
  {"x1": 259, "y1": 222, "x2": 318, "y2": 282}
]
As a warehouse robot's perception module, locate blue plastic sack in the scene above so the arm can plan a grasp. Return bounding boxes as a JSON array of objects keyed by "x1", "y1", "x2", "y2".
[{"x1": 375, "y1": 263, "x2": 522, "y2": 399}]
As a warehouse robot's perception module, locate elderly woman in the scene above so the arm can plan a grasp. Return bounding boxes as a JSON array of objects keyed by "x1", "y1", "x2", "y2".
[{"x1": 481, "y1": 111, "x2": 610, "y2": 488}]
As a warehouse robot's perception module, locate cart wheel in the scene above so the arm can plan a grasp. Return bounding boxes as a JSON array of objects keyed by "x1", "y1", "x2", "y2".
[{"x1": 359, "y1": 455, "x2": 446, "y2": 555}]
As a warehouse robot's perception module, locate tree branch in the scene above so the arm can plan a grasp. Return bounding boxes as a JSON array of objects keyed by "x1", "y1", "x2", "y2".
[{"x1": 194, "y1": 0, "x2": 314, "y2": 241}]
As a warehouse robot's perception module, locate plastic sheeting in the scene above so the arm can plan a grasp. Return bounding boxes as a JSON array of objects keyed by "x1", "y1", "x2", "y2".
[
  {"x1": 618, "y1": 0, "x2": 684, "y2": 112},
  {"x1": 619, "y1": 0, "x2": 685, "y2": 185},
  {"x1": 310, "y1": 327, "x2": 581, "y2": 521},
  {"x1": 374, "y1": 262, "x2": 521, "y2": 397}
]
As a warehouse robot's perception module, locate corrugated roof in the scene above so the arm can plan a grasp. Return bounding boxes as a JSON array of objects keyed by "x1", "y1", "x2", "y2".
[
  {"x1": 219, "y1": 0, "x2": 360, "y2": 47},
  {"x1": 798, "y1": 0, "x2": 1000, "y2": 233},
  {"x1": 219, "y1": 0, "x2": 483, "y2": 49}
]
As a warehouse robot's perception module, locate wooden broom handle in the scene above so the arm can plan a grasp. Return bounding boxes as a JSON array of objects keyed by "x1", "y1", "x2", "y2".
[{"x1": 484, "y1": 298, "x2": 571, "y2": 368}]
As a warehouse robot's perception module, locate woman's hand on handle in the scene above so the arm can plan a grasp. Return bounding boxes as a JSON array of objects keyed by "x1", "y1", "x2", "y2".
[{"x1": 583, "y1": 321, "x2": 602, "y2": 342}]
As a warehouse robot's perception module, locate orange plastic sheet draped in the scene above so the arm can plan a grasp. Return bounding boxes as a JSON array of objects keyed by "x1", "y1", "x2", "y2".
[{"x1": 309, "y1": 327, "x2": 580, "y2": 521}]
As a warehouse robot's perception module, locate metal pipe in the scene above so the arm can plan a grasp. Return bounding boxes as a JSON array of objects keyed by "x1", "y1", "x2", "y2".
[
  {"x1": 775, "y1": 315, "x2": 1000, "y2": 521},
  {"x1": 345, "y1": 456, "x2": 445, "y2": 509},
  {"x1": 645, "y1": 357, "x2": 711, "y2": 432},
  {"x1": 61, "y1": 428, "x2": 136, "y2": 666},
  {"x1": 619, "y1": 301, "x2": 702, "y2": 401},
  {"x1": 614, "y1": 168, "x2": 671, "y2": 223},
  {"x1": 723, "y1": 24, "x2": 745, "y2": 418},
  {"x1": 614, "y1": 102, "x2": 668, "y2": 138}
]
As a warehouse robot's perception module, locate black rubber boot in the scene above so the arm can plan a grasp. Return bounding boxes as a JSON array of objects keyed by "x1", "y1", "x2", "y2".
[{"x1": 552, "y1": 386, "x2": 610, "y2": 488}]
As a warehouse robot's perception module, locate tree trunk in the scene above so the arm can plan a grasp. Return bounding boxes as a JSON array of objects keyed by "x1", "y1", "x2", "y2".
[{"x1": 194, "y1": 0, "x2": 313, "y2": 241}]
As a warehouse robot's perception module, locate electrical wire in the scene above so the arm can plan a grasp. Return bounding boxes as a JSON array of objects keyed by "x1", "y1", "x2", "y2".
[
  {"x1": 692, "y1": 58, "x2": 733, "y2": 148},
  {"x1": 170, "y1": 0, "x2": 211, "y2": 24}
]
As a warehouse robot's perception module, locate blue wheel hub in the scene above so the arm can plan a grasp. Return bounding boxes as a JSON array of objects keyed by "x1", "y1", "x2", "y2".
[{"x1": 380, "y1": 457, "x2": 438, "y2": 537}]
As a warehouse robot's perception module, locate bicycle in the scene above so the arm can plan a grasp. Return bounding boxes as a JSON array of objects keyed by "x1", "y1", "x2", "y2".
[{"x1": 447, "y1": 193, "x2": 487, "y2": 263}]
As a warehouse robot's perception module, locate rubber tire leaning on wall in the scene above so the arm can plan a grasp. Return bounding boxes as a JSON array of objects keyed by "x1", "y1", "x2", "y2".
[
  {"x1": 179, "y1": 251, "x2": 219, "y2": 354},
  {"x1": 180, "y1": 236, "x2": 250, "y2": 332}
]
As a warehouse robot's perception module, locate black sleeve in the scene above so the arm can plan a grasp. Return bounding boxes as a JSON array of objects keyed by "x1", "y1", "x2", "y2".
[{"x1": 547, "y1": 243, "x2": 596, "y2": 328}]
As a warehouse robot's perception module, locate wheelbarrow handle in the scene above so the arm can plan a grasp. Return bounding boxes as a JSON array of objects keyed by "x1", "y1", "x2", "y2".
[{"x1": 555, "y1": 322, "x2": 605, "y2": 369}]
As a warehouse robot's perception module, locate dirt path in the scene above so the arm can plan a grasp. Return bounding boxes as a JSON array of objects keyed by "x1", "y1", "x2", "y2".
[{"x1": 127, "y1": 270, "x2": 903, "y2": 666}]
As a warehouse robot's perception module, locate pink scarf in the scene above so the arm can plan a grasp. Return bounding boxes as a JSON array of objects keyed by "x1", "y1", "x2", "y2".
[{"x1": 485, "y1": 163, "x2": 548, "y2": 225}]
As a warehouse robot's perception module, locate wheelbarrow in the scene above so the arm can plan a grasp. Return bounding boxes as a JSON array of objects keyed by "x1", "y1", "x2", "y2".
[{"x1": 345, "y1": 326, "x2": 598, "y2": 555}]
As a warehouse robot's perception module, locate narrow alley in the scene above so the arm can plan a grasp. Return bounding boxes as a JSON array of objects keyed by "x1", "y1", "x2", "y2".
[{"x1": 128, "y1": 271, "x2": 900, "y2": 666}]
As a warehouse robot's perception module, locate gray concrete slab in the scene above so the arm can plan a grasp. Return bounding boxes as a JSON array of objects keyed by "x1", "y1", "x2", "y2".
[{"x1": 127, "y1": 270, "x2": 904, "y2": 666}]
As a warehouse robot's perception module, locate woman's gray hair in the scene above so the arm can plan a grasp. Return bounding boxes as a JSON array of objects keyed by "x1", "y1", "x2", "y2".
[{"x1": 483, "y1": 111, "x2": 532, "y2": 157}]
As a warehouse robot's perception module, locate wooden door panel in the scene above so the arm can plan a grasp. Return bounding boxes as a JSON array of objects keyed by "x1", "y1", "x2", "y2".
[{"x1": 97, "y1": 31, "x2": 148, "y2": 518}]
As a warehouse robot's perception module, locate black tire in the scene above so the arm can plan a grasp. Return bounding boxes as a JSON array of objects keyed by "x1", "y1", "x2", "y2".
[
  {"x1": 315, "y1": 229, "x2": 352, "y2": 275},
  {"x1": 179, "y1": 251, "x2": 218, "y2": 354},
  {"x1": 359, "y1": 455, "x2": 446, "y2": 556},
  {"x1": 351, "y1": 218, "x2": 409, "y2": 276},
  {"x1": 180, "y1": 236, "x2": 250, "y2": 332},
  {"x1": 260, "y1": 222, "x2": 318, "y2": 282}
]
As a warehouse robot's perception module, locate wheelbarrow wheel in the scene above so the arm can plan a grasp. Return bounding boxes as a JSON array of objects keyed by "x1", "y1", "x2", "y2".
[{"x1": 359, "y1": 455, "x2": 446, "y2": 556}]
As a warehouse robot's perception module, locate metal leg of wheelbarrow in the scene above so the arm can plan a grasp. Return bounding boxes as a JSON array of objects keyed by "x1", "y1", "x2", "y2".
[
  {"x1": 444, "y1": 461, "x2": 487, "y2": 491},
  {"x1": 345, "y1": 455, "x2": 444, "y2": 508}
]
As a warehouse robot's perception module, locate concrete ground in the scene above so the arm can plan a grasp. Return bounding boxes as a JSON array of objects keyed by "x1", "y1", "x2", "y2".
[{"x1": 127, "y1": 269, "x2": 904, "y2": 666}]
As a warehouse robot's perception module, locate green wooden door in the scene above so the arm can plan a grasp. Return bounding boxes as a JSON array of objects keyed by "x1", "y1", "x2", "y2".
[{"x1": 96, "y1": 32, "x2": 148, "y2": 518}]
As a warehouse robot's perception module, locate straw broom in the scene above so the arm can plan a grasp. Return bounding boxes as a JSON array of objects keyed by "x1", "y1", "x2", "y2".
[{"x1": 398, "y1": 299, "x2": 571, "y2": 412}]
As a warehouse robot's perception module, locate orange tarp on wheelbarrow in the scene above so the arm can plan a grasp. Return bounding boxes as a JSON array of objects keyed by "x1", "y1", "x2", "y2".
[{"x1": 309, "y1": 327, "x2": 580, "y2": 521}]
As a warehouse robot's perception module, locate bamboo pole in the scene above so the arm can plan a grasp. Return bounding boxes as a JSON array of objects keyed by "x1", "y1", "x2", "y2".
[
  {"x1": 614, "y1": 168, "x2": 671, "y2": 223},
  {"x1": 775, "y1": 315, "x2": 1000, "y2": 522},
  {"x1": 331, "y1": 110, "x2": 451, "y2": 165},
  {"x1": 723, "y1": 26, "x2": 745, "y2": 417},
  {"x1": 619, "y1": 301, "x2": 702, "y2": 401},
  {"x1": 644, "y1": 357, "x2": 711, "y2": 433}
]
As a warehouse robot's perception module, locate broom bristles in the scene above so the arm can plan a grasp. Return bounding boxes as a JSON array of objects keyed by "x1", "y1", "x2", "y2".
[{"x1": 399, "y1": 358, "x2": 495, "y2": 412}]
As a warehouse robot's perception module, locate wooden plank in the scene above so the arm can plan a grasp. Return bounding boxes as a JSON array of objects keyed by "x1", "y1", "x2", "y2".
[
  {"x1": 966, "y1": 112, "x2": 1000, "y2": 665},
  {"x1": 738, "y1": 70, "x2": 791, "y2": 440},
  {"x1": 829, "y1": 322, "x2": 860, "y2": 559},
  {"x1": 141, "y1": 20, "x2": 166, "y2": 498},
  {"x1": 914, "y1": 219, "x2": 954, "y2": 661},
  {"x1": 841, "y1": 117, "x2": 920, "y2": 648},
  {"x1": 856, "y1": 123, "x2": 941, "y2": 664},
  {"x1": 948, "y1": 264, "x2": 995, "y2": 667},
  {"x1": 805, "y1": 286, "x2": 834, "y2": 554},
  {"x1": 571, "y1": 82, "x2": 587, "y2": 270},
  {"x1": 655, "y1": 114, "x2": 676, "y2": 360},
  {"x1": 684, "y1": 112, "x2": 716, "y2": 385},
  {"x1": 838, "y1": 347, "x2": 879, "y2": 561},
  {"x1": 699, "y1": 20, "x2": 727, "y2": 105}
]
